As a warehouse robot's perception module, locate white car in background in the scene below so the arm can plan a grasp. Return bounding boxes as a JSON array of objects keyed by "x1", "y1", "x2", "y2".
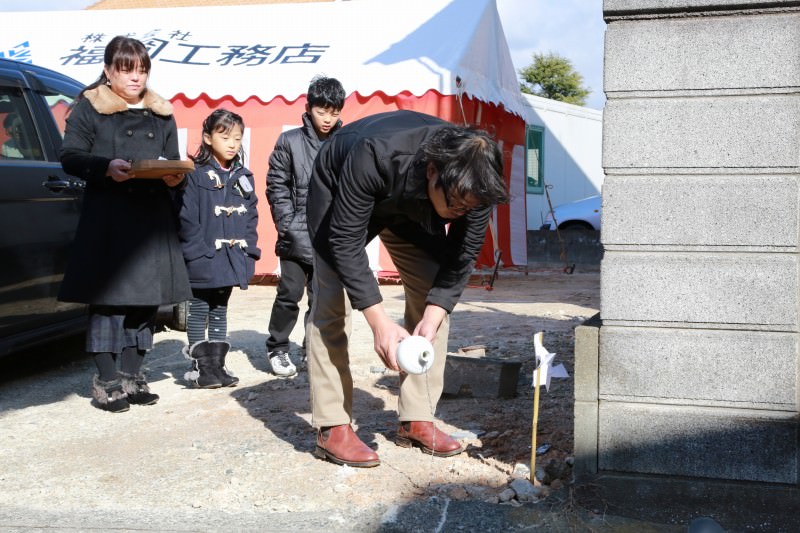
[{"x1": 540, "y1": 194, "x2": 601, "y2": 232}]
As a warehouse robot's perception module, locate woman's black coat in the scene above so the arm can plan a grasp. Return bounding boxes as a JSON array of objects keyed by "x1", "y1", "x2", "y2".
[{"x1": 58, "y1": 84, "x2": 192, "y2": 306}]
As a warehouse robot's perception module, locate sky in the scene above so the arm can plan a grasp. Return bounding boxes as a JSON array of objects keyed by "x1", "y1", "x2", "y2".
[
  {"x1": 497, "y1": 0, "x2": 606, "y2": 109},
  {"x1": 0, "y1": 0, "x2": 606, "y2": 110}
]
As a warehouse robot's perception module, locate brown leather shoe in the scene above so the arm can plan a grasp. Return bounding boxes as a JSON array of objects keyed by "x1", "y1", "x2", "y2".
[
  {"x1": 396, "y1": 421, "x2": 464, "y2": 457},
  {"x1": 314, "y1": 424, "x2": 380, "y2": 467}
]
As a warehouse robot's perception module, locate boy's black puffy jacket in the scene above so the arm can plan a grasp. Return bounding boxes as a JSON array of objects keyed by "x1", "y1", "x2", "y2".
[{"x1": 266, "y1": 112, "x2": 341, "y2": 265}]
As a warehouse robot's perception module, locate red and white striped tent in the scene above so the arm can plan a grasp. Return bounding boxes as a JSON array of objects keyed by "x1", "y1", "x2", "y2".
[{"x1": 2, "y1": 0, "x2": 529, "y2": 277}]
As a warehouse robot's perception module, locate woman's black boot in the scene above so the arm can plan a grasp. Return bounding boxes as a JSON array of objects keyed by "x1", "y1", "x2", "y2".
[
  {"x1": 119, "y1": 371, "x2": 160, "y2": 405},
  {"x1": 91, "y1": 375, "x2": 130, "y2": 413}
]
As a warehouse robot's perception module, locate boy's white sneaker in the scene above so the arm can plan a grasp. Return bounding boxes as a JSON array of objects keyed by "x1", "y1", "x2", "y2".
[{"x1": 269, "y1": 350, "x2": 297, "y2": 377}]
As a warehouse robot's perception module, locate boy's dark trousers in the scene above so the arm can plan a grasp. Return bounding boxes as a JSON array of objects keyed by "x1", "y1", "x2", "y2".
[{"x1": 266, "y1": 257, "x2": 314, "y2": 353}]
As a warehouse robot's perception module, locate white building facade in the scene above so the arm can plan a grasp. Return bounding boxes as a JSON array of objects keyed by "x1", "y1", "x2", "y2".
[{"x1": 522, "y1": 94, "x2": 603, "y2": 230}]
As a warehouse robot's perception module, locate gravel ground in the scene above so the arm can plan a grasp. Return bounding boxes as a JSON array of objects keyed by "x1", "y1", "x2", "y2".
[{"x1": 0, "y1": 268, "x2": 602, "y2": 531}]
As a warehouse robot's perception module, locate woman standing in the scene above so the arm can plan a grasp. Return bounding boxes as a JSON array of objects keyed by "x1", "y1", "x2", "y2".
[{"x1": 59, "y1": 36, "x2": 192, "y2": 413}]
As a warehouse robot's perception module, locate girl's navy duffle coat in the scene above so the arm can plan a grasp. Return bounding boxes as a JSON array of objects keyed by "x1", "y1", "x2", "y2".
[{"x1": 177, "y1": 160, "x2": 260, "y2": 290}]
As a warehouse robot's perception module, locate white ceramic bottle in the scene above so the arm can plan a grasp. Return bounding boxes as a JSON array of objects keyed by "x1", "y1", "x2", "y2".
[{"x1": 396, "y1": 336, "x2": 435, "y2": 374}]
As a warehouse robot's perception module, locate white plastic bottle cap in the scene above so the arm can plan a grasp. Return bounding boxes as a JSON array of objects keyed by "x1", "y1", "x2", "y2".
[{"x1": 396, "y1": 336, "x2": 435, "y2": 374}]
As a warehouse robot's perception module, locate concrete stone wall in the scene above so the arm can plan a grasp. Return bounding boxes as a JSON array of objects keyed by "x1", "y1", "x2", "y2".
[{"x1": 582, "y1": 0, "x2": 800, "y2": 483}]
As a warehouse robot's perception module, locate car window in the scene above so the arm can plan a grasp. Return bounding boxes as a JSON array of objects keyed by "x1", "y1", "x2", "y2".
[
  {"x1": 0, "y1": 87, "x2": 45, "y2": 161},
  {"x1": 33, "y1": 75, "x2": 78, "y2": 139},
  {"x1": 43, "y1": 93, "x2": 74, "y2": 139}
]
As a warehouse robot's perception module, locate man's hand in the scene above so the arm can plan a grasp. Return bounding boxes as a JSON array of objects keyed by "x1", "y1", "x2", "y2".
[
  {"x1": 107, "y1": 159, "x2": 132, "y2": 182},
  {"x1": 413, "y1": 304, "x2": 447, "y2": 343},
  {"x1": 362, "y1": 303, "x2": 408, "y2": 371}
]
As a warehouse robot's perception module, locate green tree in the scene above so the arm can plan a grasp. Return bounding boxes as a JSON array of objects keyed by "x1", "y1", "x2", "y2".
[{"x1": 519, "y1": 52, "x2": 590, "y2": 106}]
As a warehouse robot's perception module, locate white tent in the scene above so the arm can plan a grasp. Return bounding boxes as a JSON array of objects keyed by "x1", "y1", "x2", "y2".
[{"x1": 2, "y1": 0, "x2": 530, "y2": 274}]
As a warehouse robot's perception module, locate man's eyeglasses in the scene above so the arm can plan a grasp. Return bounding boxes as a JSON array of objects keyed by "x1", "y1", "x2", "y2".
[
  {"x1": 444, "y1": 191, "x2": 474, "y2": 215},
  {"x1": 439, "y1": 178, "x2": 482, "y2": 216}
]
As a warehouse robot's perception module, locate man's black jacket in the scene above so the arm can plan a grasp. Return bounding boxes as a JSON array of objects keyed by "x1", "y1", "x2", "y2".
[{"x1": 307, "y1": 110, "x2": 492, "y2": 313}]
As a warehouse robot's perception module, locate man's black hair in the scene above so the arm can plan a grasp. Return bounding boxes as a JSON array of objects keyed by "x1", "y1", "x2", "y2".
[
  {"x1": 422, "y1": 127, "x2": 508, "y2": 207},
  {"x1": 307, "y1": 75, "x2": 345, "y2": 111}
]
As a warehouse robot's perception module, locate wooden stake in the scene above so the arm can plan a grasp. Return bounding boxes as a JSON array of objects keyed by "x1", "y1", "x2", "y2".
[{"x1": 531, "y1": 362, "x2": 542, "y2": 484}]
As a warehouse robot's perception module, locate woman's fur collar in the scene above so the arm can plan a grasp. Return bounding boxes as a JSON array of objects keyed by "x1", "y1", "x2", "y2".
[{"x1": 84, "y1": 84, "x2": 173, "y2": 116}]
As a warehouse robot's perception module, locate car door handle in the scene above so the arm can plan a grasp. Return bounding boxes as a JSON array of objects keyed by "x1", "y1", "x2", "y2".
[
  {"x1": 43, "y1": 177, "x2": 85, "y2": 192},
  {"x1": 43, "y1": 178, "x2": 70, "y2": 191}
]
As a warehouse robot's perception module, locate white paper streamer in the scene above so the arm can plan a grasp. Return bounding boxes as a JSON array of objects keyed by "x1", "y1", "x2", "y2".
[{"x1": 533, "y1": 331, "x2": 569, "y2": 392}]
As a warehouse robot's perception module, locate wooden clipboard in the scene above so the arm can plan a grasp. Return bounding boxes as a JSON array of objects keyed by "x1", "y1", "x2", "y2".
[{"x1": 130, "y1": 159, "x2": 195, "y2": 179}]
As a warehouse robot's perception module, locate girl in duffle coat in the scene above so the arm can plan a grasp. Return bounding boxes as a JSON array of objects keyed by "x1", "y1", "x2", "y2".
[
  {"x1": 59, "y1": 36, "x2": 192, "y2": 413},
  {"x1": 176, "y1": 109, "x2": 260, "y2": 389}
]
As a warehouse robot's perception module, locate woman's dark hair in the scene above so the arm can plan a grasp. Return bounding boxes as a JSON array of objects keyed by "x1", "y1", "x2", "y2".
[
  {"x1": 190, "y1": 108, "x2": 246, "y2": 166},
  {"x1": 307, "y1": 75, "x2": 345, "y2": 110},
  {"x1": 78, "y1": 36, "x2": 151, "y2": 99},
  {"x1": 422, "y1": 127, "x2": 508, "y2": 206}
]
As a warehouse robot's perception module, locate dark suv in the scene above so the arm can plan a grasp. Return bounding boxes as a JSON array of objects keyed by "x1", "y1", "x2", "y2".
[{"x1": 0, "y1": 59, "x2": 89, "y2": 356}]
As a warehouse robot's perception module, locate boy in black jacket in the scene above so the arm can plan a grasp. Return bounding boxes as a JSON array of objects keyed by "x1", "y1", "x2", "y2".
[{"x1": 265, "y1": 76, "x2": 345, "y2": 377}]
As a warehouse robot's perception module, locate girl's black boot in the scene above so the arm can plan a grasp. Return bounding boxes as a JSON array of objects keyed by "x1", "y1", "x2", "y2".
[
  {"x1": 209, "y1": 340, "x2": 238, "y2": 387},
  {"x1": 183, "y1": 340, "x2": 223, "y2": 388}
]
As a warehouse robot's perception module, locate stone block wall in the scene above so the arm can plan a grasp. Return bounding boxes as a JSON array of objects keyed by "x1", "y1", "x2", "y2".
[{"x1": 583, "y1": 0, "x2": 800, "y2": 483}]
